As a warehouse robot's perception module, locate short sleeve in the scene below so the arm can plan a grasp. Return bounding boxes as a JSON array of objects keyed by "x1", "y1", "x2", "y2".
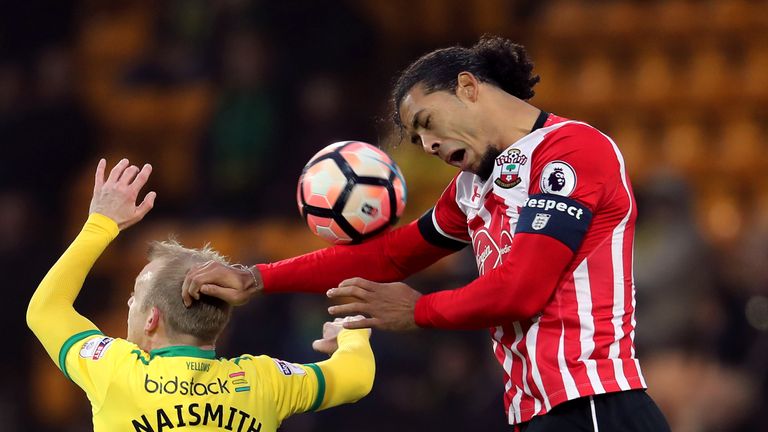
[
  {"x1": 417, "y1": 175, "x2": 471, "y2": 250},
  {"x1": 62, "y1": 333, "x2": 137, "y2": 408},
  {"x1": 250, "y1": 355, "x2": 323, "y2": 422},
  {"x1": 528, "y1": 123, "x2": 621, "y2": 210},
  {"x1": 516, "y1": 124, "x2": 622, "y2": 252}
]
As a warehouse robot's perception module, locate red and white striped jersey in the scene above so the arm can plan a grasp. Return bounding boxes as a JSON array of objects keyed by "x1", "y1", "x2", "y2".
[{"x1": 426, "y1": 114, "x2": 647, "y2": 424}]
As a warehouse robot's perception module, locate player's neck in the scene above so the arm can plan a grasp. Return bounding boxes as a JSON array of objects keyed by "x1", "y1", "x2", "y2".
[
  {"x1": 144, "y1": 332, "x2": 215, "y2": 352},
  {"x1": 486, "y1": 91, "x2": 541, "y2": 151}
]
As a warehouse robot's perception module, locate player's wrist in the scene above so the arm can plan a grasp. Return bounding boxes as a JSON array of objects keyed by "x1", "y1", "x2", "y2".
[
  {"x1": 233, "y1": 264, "x2": 263, "y2": 291},
  {"x1": 84, "y1": 213, "x2": 120, "y2": 238},
  {"x1": 412, "y1": 294, "x2": 431, "y2": 328}
]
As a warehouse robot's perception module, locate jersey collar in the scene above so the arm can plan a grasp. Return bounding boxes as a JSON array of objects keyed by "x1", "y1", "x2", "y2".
[
  {"x1": 149, "y1": 345, "x2": 217, "y2": 360},
  {"x1": 531, "y1": 110, "x2": 549, "y2": 133}
]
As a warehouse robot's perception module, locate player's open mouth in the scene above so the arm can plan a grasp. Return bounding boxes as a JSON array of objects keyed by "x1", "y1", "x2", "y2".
[{"x1": 447, "y1": 149, "x2": 466, "y2": 168}]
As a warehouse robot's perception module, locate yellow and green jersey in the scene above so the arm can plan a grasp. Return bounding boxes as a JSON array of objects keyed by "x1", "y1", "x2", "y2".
[
  {"x1": 62, "y1": 330, "x2": 370, "y2": 431},
  {"x1": 28, "y1": 214, "x2": 375, "y2": 432}
]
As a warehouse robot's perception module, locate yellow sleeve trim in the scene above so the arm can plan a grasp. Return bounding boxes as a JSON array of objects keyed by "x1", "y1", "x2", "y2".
[
  {"x1": 59, "y1": 330, "x2": 103, "y2": 380},
  {"x1": 304, "y1": 363, "x2": 326, "y2": 412}
]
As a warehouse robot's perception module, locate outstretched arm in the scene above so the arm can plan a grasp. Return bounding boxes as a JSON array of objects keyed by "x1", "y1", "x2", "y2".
[
  {"x1": 26, "y1": 159, "x2": 155, "y2": 368},
  {"x1": 326, "y1": 233, "x2": 573, "y2": 330},
  {"x1": 310, "y1": 317, "x2": 375, "y2": 410},
  {"x1": 182, "y1": 217, "x2": 462, "y2": 306},
  {"x1": 264, "y1": 317, "x2": 374, "y2": 421},
  {"x1": 182, "y1": 174, "x2": 471, "y2": 306}
]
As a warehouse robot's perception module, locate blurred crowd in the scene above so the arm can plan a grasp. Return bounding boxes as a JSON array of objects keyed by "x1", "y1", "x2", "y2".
[{"x1": 1, "y1": 1, "x2": 766, "y2": 431}]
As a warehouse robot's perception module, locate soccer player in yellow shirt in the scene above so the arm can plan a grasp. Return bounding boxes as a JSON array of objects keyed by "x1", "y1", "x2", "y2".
[{"x1": 27, "y1": 158, "x2": 375, "y2": 431}]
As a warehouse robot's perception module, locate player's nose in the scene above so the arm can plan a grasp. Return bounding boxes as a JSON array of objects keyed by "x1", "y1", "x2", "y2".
[{"x1": 420, "y1": 134, "x2": 440, "y2": 155}]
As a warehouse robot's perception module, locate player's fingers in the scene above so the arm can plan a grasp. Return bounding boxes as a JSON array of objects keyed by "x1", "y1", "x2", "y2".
[
  {"x1": 93, "y1": 158, "x2": 106, "y2": 193},
  {"x1": 311, "y1": 338, "x2": 338, "y2": 355},
  {"x1": 181, "y1": 274, "x2": 194, "y2": 307},
  {"x1": 200, "y1": 284, "x2": 249, "y2": 306},
  {"x1": 186, "y1": 274, "x2": 204, "y2": 301},
  {"x1": 328, "y1": 302, "x2": 368, "y2": 316},
  {"x1": 338, "y1": 277, "x2": 377, "y2": 290},
  {"x1": 135, "y1": 191, "x2": 156, "y2": 219},
  {"x1": 200, "y1": 266, "x2": 241, "y2": 288},
  {"x1": 182, "y1": 269, "x2": 196, "y2": 306},
  {"x1": 327, "y1": 285, "x2": 370, "y2": 300},
  {"x1": 107, "y1": 158, "x2": 130, "y2": 183},
  {"x1": 186, "y1": 261, "x2": 214, "y2": 281},
  {"x1": 182, "y1": 263, "x2": 216, "y2": 305},
  {"x1": 341, "y1": 317, "x2": 377, "y2": 330},
  {"x1": 130, "y1": 164, "x2": 153, "y2": 192},
  {"x1": 119, "y1": 165, "x2": 140, "y2": 185},
  {"x1": 323, "y1": 321, "x2": 339, "y2": 332},
  {"x1": 186, "y1": 262, "x2": 239, "y2": 301},
  {"x1": 321, "y1": 320, "x2": 344, "y2": 338}
]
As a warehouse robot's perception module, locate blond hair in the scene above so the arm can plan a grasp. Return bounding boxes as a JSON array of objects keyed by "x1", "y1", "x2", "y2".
[{"x1": 143, "y1": 240, "x2": 232, "y2": 343}]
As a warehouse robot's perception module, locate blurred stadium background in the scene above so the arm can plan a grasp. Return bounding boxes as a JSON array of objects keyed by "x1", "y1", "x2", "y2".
[{"x1": 1, "y1": 0, "x2": 767, "y2": 430}]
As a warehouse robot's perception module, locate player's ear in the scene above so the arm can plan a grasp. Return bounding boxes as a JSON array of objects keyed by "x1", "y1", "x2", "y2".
[
  {"x1": 144, "y1": 306, "x2": 160, "y2": 334},
  {"x1": 456, "y1": 72, "x2": 479, "y2": 103}
]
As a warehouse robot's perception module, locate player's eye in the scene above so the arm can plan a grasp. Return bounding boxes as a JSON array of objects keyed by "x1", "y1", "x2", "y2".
[
  {"x1": 424, "y1": 116, "x2": 431, "y2": 129},
  {"x1": 410, "y1": 134, "x2": 420, "y2": 145}
]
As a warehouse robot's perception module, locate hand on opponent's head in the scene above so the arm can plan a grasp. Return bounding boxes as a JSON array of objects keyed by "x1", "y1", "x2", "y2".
[
  {"x1": 89, "y1": 158, "x2": 156, "y2": 230},
  {"x1": 182, "y1": 261, "x2": 262, "y2": 308}
]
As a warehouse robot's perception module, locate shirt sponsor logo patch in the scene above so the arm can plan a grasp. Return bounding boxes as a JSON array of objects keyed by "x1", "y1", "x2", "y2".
[
  {"x1": 228, "y1": 371, "x2": 251, "y2": 392},
  {"x1": 531, "y1": 213, "x2": 551, "y2": 230},
  {"x1": 524, "y1": 197, "x2": 586, "y2": 220},
  {"x1": 79, "y1": 336, "x2": 114, "y2": 360},
  {"x1": 540, "y1": 161, "x2": 577, "y2": 196},
  {"x1": 272, "y1": 359, "x2": 306, "y2": 376},
  {"x1": 144, "y1": 374, "x2": 230, "y2": 395}
]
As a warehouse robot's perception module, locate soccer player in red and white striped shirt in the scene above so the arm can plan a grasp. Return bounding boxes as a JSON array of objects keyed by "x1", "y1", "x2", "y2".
[{"x1": 184, "y1": 36, "x2": 670, "y2": 431}]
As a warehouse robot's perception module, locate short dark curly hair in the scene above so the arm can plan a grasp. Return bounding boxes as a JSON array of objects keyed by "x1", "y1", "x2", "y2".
[{"x1": 391, "y1": 35, "x2": 540, "y2": 131}]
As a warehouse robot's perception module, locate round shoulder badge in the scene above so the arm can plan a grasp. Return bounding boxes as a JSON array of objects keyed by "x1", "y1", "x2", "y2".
[{"x1": 540, "y1": 161, "x2": 577, "y2": 196}]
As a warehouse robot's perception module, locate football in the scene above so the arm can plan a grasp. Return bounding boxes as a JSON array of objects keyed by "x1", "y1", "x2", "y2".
[{"x1": 297, "y1": 141, "x2": 407, "y2": 244}]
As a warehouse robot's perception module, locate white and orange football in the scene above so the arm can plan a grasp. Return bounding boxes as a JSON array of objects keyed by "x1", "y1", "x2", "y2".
[{"x1": 297, "y1": 141, "x2": 407, "y2": 244}]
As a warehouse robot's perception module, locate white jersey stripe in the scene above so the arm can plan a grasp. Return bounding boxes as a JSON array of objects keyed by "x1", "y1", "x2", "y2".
[
  {"x1": 510, "y1": 386, "x2": 523, "y2": 424},
  {"x1": 526, "y1": 321, "x2": 551, "y2": 412},
  {"x1": 442, "y1": 118, "x2": 648, "y2": 424},
  {"x1": 636, "y1": 359, "x2": 647, "y2": 387},
  {"x1": 629, "y1": 258, "x2": 643, "y2": 387},
  {"x1": 510, "y1": 322, "x2": 540, "y2": 416},
  {"x1": 430, "y1": 210, "x2": 471, "y2": 244},
  {"x1": 495, "y1": 326, "x2": 522, "y2": 424},
  {"x1": 494, "y1": 327, "x2": 514, "y2": 393},
  {"x1": 558, "y1": 321, "x2": 580, "y2": 400},
  {"x1": 574, "y1": 259, "x2": 606, "y2": 394},
  {"x1": 603, "y1": 131, "x2": 633, "y2": 390}
]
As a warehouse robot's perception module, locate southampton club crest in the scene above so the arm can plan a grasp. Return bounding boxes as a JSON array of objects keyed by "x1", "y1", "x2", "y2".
[{"x1": 494, "y1": 149, "x2": 527, "y2": 189}]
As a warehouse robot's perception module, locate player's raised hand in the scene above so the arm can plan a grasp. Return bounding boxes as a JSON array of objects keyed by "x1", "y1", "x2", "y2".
[
  {"x1": 312, "y1": 316, "x2": 370, "y2": 355},
  {"x1": 182, "y1": 262, "x2": 262, "y2": 307},
  {"x1": 89, "y1": 158, "x2": 156, "y2": 230},
  {"x1": 326, "y1": 278, "x2": 421, "y2": 331}
]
